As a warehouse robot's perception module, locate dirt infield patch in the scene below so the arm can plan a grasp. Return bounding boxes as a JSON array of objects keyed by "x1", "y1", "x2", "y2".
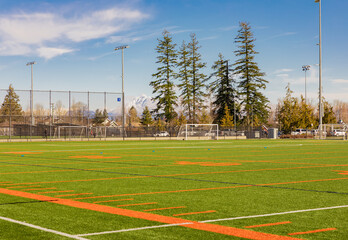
[
  {"x1": 176, "y1": 161, "x2": 241, "y2": 166},
  {"x1": 70, "y1": 155, "x2": 121, "y2": 159}
]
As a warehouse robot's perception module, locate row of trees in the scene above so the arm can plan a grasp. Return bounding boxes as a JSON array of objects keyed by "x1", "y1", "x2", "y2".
[
  {"x1": 276, "y1": 84, "x2": 337, "y2": 134},
  {"x1": 150, "y1": 22, "x2": 269, "y2": 128}
]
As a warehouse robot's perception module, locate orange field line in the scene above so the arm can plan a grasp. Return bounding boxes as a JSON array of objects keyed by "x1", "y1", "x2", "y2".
[
  {"x1": 6, "y1": 185, "x2": 41, "y2": 189},
  {"x1": 0, "y1": 169, "x2": 78, "y2": 175},
  {"x1": 117, "y1": 202, "x2": 157, "y2": 207},
  {"x1": 244, "y1": 221, "x2": 292, "y2": 228},
  {"x1": 74, "y1": 176, "x2": 348, "y2": 199},
  {"x1": 144, "y1": 206, "x2": 186, "y2": 212},
  {"x1": 3, "y1": 164, "x2": 339, "y2": 187},
  {"x1": 39, "y1": 190, "x2": 75, "y2": 194},
  {"x1": 93, "y1": 198, "x2": 134, "y2": 204},
  {"x1": 4, "y1": 152, "x2": 42, "y2": 154},
  {"x1": 4, "y1": 176, "x2": 147, "y2": 186},
  {"x1": 288, "y1": 228, "x2": 337, "y2": 235},
  {"x1": 73, "y1": 185, "x2": 252, "y2": 200},
  {"x1": 121, "y1": 153, "x2": 348, "y2": 165},
  {"x1": 22, "y1": 188, "x2": 56, "y2": 191},
  {"x1": 0, "y1": 164, "x2": 174, "y2": 176},
  {"x1": 173, "y1": 210, "x2": 216, "y2": 216},
  {"x1": 0, "y1": 188, "x2": 303, "y2": 240},
  {"x1": 55, "y1": 193, "x2": 93, "y2": 197},
  {"x1": 69, "y1": 156, "x2": 121, "y2": 159}
]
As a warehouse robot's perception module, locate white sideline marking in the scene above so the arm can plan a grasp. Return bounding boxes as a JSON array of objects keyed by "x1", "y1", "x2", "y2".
[
  {"x1": 76, "y1": 222, "x2": 193, "y2": 237},
  {"x1": 0, "y1": 216, "x2": 89, "y2": 240},
  {"x1": 201, "y1": 205, "x2": 348, "y2": 223},
  {"x1": 75, "y1": 205, "x2": 348, "y2": 237}
]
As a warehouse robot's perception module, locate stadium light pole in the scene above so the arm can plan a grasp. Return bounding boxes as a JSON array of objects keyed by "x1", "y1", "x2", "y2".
[
  {"x1": 315, "y1": 0, "x2": 323, "y2": 139},
  {"x1": 26, "y1": 61, "x2": 36, "y2": 128},
  {"x1": 114, "y1": 45, "x2": 129, "y2": 140},
  {"x1": 302, "y1": 65, "x2": 310, "y2": 104}
]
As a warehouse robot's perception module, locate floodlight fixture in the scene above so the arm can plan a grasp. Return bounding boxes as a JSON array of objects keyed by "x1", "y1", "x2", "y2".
[
  {"x1": 114, "y1": 45, "x2": 129, "y2": 51},
  {"x1": 302, "y1": 65, "x2": 311, "y2": 104}
]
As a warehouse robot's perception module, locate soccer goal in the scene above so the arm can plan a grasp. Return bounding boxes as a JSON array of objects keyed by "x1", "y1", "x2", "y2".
[
  {"x1": 177, "y1": 124, "x2": 219, "y2": 140},
  {"x1": 53, "y1": 126, "x2": 88, "y2": 139},
  {"x1": 320, "y1": 124, "x2": 348, "y2": 140}
]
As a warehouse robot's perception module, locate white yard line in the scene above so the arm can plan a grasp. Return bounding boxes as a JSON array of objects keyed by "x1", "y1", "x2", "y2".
[
  {"x1": 74, "y1": 205, "x2": 348, "y2": 237},
  {"x1": 0, "y1": 216, "x2": 89, "y2": 240},
  {"x1": 76, "y1": 222, "x2": 193, "y2": 237},
  {"x1": 201, "y1": 205, "x2": 348, "y2": 223}
]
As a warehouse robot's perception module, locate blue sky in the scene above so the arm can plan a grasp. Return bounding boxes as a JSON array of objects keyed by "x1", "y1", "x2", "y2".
[{"x1": 0, "y1": 0, "x2": 347, "y2": 107}]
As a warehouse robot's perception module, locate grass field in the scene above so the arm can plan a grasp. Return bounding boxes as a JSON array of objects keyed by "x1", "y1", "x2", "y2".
[{"x1": 0, "y1": 139, "x2": 347, "y2": 240}]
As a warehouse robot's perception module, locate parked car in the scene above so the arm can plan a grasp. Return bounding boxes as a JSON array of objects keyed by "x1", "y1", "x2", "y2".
[
  {"x1": 153, "y1": 131, "x2": 170, "y2": 137},
  {"x1": 291, "y1": 129, "x2": 308, "y2": 135},
  {"x1": 330, "y1": 129, "x2": 346, "y2": 136}
]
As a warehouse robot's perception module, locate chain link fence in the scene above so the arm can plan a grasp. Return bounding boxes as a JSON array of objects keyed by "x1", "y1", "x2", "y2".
[{"x1": 0, "y1": 88, "x2": 273, "y2": 141}]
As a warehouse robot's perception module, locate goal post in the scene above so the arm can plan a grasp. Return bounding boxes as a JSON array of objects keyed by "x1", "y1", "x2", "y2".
[
  {"x1": 53, "y1": 126, "x2": 88, "y2": 139},
  {"x1": 320, "y1": 124, "x2": 348, "y2": 140},
  {"x1": 177, "y1": 124, "x2": 219, "y2": 140}
]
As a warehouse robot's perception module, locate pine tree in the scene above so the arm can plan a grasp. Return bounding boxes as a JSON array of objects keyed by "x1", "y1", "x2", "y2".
[
  {"x1": 177, "y1": 41, "x2": 193, "y2": 120},
  {"x1": 198, "y1": 108, "x2": 212, "y2": 124},
  {"x1": 233, "y1": 22, "x2": 269, "y2": 128},
  {"x1": 210, "y1": 53, "x2": 238, "y2": 124},
  {"x1": 187, "y1": 33, "x2": 207, "y2": 123},
  {"x1": 298, "y1": 96, "x2": 316, "y2": 129},
  {"x1": 322, "y1": 98, "x2": 337, "y2": 124},
  {"x1": 92, "y1": 109, "x2": 107, "y2": 125},
  {"x1": 276, "y1": 84, "x2": 300, "y2": 134},
  {"x1": 140, "y1": 106, "x2": 153, "y2": 127},
  {"x1": 220, "y1": 105, "x2": 234, "y2": 128},
  {"x1": 127, "y1": 106, "x2": 139, "y2": 127},
  {"x1": 150, "y1": 30, "x2": 178, "y2": 123},
  {"x1": 0, "y1": 84, "x2": 23, "y2": 123}
]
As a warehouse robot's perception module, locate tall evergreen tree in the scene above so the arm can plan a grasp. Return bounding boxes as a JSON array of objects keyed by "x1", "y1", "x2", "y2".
[
  {"x1": 210, "y1": 53, "x2": 238, "y2": 124},
  {"x1": 150, "y1": 30, "x2": 178, "y2": 123},
  {"x1": 177, "y1": 41, "x2": 193, "y2": 120},
  {"x1": 298, "y1": 96, "x2": 316, "y2": 129},
  {"x1": 0, "y1": 84, "x2": 23, "y2": 123},
  {"x1": 187, "y1": 33, "x2": 207, "y2": 123},
  {"x1": 276, "y1": 84, "x2": 300, "y2": 134},
  {"x1": 322, "y1": 98, "x2": 337, "y2": 124},
  {"x1": 140, "y1": 106, "x2": 153, "y2": 127},
  {"x1": 127, "y1": 106, "x2": 139, "y2": 127},
  {"x1": 233, "y1": 22, "x2": 269, "y2": 128},
  {"x1": 220, "y1": 105, "x2": 234, "y2": 128},
  {"x1": 92, "y1": 109, "x2": 107, "y2": 125}
]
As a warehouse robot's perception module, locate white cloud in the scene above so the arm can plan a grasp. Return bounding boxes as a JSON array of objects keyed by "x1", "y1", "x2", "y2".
[
  {"x1": 332, "y1": 79, "x2": 348, "y2": 84},
  {"x1": 37, "y1": 47, "x2": 75, "y2": 59},
  {"x1": 274, "y1": 65, "x2": 317, "y2": 85},
  {"x1": 219, "y1": 26, "x2": 238, "y2": 32},
  {"x1": 0, "y1": 6, "x2": 148, "y2": 59},
  {"x1": 274, "y1": 68, "x2": 294, "y2": 74},
  {"x1": 276, "y1": 73, "x2": 289, "y2": 78}
]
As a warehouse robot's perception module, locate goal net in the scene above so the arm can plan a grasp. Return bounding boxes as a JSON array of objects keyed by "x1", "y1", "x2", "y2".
[
  {"x1": 53, "y1": 126, "x2": 88, "y2": 139},
  {"x1": 177, "y1": 124, "x2": 219, "y2": 140},
  {"x1": 320, "y1": 124, "x2": 348, "y2": 140}
]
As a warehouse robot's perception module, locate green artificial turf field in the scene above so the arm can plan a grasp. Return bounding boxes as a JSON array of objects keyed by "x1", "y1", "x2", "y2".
[{"x1": 0, "y1": 139, "x2": 347, "y2": 240}]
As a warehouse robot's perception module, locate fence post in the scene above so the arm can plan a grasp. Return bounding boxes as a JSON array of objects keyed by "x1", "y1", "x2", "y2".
[
  {"x1": 69, "y1": 91, "x2": 71, "y2": 141},
  {"x1": 87, "y1": 91, "x2": 90, "y2": 141}
]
